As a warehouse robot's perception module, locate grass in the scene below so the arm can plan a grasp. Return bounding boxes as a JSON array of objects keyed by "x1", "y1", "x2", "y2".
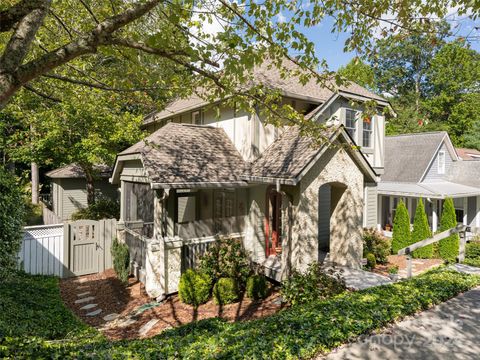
[{"x1": 1, "y1": 269, "x2": 479, "y2": 359}]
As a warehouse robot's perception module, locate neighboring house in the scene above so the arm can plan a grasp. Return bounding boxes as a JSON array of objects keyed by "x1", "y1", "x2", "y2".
[
  {"x1": 46, "y1": 163, "x2": 118, "y2": 221},
  {"x1": 378, "y1": 132, "x2": 480, "y2": 235},
  {"x1": 456, "y1": 147, "x2": 480, "y2": 161},
  {"x1": 111, "y1": 59, "x2": 390, "y2": 297}
]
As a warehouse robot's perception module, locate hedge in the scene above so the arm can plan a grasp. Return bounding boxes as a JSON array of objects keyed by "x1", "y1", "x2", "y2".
[
  {"x1": 392, "y1": 200, "x2": 411, "y2": 254},
  {"x1": 438, "y1": 198, "x2": 459, "y2": 262},
  {"x1": 3, "y1": 269, "x2": 479, "y2": 359},
  {"x1": 412, "y1": 199, "x2": 433, "y2": 258}
]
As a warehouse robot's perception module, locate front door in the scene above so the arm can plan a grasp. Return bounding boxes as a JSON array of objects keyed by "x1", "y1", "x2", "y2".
[{"x1": 265, "y1": 188, "x2": 282, "y2": 256}]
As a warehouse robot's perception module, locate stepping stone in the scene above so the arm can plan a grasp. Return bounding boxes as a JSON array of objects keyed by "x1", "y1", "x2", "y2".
[
  {"x1": 77, "y1": 277, "x2": 89, "y2": 284},
  {"x1": 76, "y1": 286, "x2": 89, "y2": 290},
  {"x1": 86, "y1": 309, "x2": 102, "y2": 316},
  {"x1": 103, "y1": 313, "x2": 119, "y2": 322},
  {"x1": 77, "y1": 291, "x2": 91, "y2": 297},
  {"x1": 75, "y1": 296, "x2": 95, "y2": 304},
  {"x1": 139, "y1": 319, "x2": 159, "y2": 337},
  {"x1": 80, "y1": 303, "x2": 97, "y2": 310},
  {"x1": 117, "y1": 318, "x2": 137, "y2": 328}
]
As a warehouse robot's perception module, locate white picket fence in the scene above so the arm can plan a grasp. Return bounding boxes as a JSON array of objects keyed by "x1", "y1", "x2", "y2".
[{"x1": 19, "y1": 223, "x2": 65, "y2": 277}]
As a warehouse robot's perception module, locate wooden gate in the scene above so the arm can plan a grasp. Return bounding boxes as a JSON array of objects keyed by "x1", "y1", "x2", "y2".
[{"x1": 65, "y1": 219, "x2": 116, "y2": 277}]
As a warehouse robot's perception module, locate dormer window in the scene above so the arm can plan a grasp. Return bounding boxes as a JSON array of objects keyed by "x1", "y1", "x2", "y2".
[
  {"x1": 438, "y1": 151, "x2": 446, "y2": 174},
  {"x1": 345, "y1": 109, "x2": 357, "y2": 139},
  {"x1": 192, "y1": 110, "x2": 203, "y2": 125},
  {"x1": 362, "y1": 116, "x2": 373, "y2": 148}
]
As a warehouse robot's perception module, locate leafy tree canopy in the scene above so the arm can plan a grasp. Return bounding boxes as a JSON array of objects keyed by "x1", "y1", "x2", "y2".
[{"x1": 337, "y1": 58, "x2": 375, "y2": 90}]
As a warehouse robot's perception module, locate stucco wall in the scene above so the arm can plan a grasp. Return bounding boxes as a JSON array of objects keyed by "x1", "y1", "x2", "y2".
[{"x1": 286, "y1": 146, "x2": 364, "y2": 272}]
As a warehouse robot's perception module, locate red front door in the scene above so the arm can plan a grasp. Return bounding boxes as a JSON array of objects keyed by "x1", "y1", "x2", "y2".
[{"x1": 265, "y1": 187, "x2": 282, "y2": 256}]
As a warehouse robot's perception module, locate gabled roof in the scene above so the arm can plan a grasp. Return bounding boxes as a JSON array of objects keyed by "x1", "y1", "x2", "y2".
[
  {"x1": 456, "y1": 147, "x2": 480, "y2": 160},
  {"x1": 378, "y1": 180, "x2": 480, "y2": 199},
  {"x1": 113, "y1": 123, "x2": 247, "y2": 188},
  {"x1": 382, "y1": 132, "x2": 457, "y2": 183},
  {"x1": 46, "y1": 163, "x2": 111, "y2": 179},
  {"x1": 446, "y1": 161, "x2": 480, "y2": 187},
  {"x1": 244, "y1": 125, "x2": 377, "y2": 185},
  {"x1": 144, "y1": 58, "x2": 387, "y2": 126}
]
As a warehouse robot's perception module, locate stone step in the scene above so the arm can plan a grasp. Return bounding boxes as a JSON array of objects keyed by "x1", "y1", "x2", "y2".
[
  {"x1": 75, "y1": 296, "x2": 95, "y2": 304},
  {"x1": 80, "y1": 303, "x2": 97, "y2": 310},
  {"x1": 86, "y1": 309, "x2": 102, "y2": 316},
  {"x1": 103, "y1": 313, "x2": 120, "y2": 322},
  {"x1": 77, "y1": 291, "x2": 91, "y2": 297},
  {"x1": 139, "y1": 319, "x2": 159, "y2": 337}
]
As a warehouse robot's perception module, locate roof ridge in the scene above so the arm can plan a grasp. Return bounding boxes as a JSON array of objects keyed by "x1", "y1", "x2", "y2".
[{"x1": 386, "y1": 131, "x2": 447, "y2": 138}]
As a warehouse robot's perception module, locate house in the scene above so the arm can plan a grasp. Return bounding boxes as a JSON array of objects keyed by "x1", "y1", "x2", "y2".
[
  {"x1": 45, "y1": 163, "x2": 118, "y2": 222},
  {"x1": 378, "y1": 132, "x2": 480, "y2": 236},
  {"x1": 110, "y1": 59, "x2": 390, "y2": 298},
  {"x1": 456, "y1": 147, "x2": 480, "y2": 161}
]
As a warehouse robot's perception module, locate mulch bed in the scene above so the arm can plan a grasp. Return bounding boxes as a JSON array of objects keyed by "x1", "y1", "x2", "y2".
[
  {"x1": 373, "y1": 255, "x2": 443, "y2": 276},
  {"x1": 60, "y1": 269, "x2": 285, "y2": 340}
]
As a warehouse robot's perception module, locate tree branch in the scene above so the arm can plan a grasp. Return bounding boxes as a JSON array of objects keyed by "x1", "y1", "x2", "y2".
[
  {"x1": 23, "y1": 83, "x2": 61, "y2": 102},
  {"x1": 0, "y1": 0, "x2": 47, "y2": 32}
]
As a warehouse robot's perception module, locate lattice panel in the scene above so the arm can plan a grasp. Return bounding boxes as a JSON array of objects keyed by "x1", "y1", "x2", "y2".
[{"x1": 24, "y1": 225, "x2": 63, "y2": 240}]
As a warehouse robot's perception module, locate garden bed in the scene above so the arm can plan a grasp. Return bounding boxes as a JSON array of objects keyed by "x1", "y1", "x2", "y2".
[
  {"x1": 60, "y1": 269, "x2": 284, "y2": 340},
  {"x1": 373, "y1": 254, "x2": 443, "y2": 277}
]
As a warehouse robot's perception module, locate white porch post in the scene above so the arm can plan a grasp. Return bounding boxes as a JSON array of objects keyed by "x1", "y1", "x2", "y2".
[
  {"x1": 432, "y1": 200, "x2": 438, "y2": 233},
  {"x1": 119, "y1": 180, "x2": 126, "y2": 223},
  {"x1": 476, "y1": 196, "x2": 480, "y2": 228},
  {"x1": 463, "y1": 197, "x2": 468, "y2": 226}
]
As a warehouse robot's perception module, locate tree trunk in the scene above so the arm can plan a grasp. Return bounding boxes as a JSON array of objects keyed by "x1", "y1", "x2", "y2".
[
  {"x1": 84, "y1": 169, "x2": 95, "y2": 206},
  {"x1": 31, "y1": 162, "x2": 39, "y2": 204}
]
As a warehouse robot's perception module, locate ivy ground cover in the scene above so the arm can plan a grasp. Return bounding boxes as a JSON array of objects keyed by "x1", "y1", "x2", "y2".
[{"x1": 1, "y1": 269, "x2": 479, "y2": 359}]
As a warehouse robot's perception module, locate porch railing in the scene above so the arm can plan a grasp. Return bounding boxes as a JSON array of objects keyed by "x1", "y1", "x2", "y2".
[{"x1": 124, "y1": 226, "x2": 149, "y2": 280}]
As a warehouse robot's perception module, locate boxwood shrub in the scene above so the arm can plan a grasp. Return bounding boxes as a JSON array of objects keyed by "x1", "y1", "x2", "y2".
[
  {"x1": 111, "y1": 238, "x2": 130, "y2": 284},
  {"x1": 213, "y1": 277, "x2": 239, "y2": 305},
  {"x1": 246, "y1": 274, "x2": 268, "y2": 300},
  {"x1": 178, "y1": 269, "x2": 212, "y2": 307}
]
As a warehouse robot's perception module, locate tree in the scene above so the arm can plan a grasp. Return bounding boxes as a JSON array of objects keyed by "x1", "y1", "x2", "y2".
[
  {"x1": 438, "y1": 198, "x2": 459, "y2": 262},
  {"x1": 338, "y1": 58, "x2": 375, "y2": 90},
  {"x1": 411, "y1": 199, "x2": 433, "y2": 259},
  {"x1": 392, "y1": 200, "x2": 411, "y2": 254},
  {"x1": 0, "y1": 166, "x2": 25, "y2": 277}
]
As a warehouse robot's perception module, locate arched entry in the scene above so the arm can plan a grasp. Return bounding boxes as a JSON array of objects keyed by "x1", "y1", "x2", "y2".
[{"x1": 318, "y1": 182, "x2": 347, "y2": 262}]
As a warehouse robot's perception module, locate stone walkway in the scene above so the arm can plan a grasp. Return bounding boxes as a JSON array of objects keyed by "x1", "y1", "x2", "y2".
[
  {"x1": 325, "y1": 266, "x2": 393, "y2": 290},
  {"x1": 73, "y1": 282, "x2": 122, "y2": 322},
  {"x1": 321, "y1": 286, "x2": 480, "y2": 360}
]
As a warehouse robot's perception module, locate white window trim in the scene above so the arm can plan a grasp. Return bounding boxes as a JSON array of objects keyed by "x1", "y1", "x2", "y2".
[
  {"x1": 362, "y1": 116, "x2": 374, "y2": 149},
  {"x1": 438, "y1": 150, "x2": 446, "y2": 174},
  {"x1": 344, "y1": 108, "x2": 358, "y2": 141},
  {"x1": 192, "y1": 110, "x2": 204, "y2": 125}
]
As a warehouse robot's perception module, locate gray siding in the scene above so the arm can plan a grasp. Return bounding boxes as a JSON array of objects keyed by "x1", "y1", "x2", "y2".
[
  {"x1": 364, "y1": 183, "x2": 378, "y2": 228},
  {"x1": 423, "y1": 142, "x2": 454, "y2": 182},
  {"x1": 468, "y1": 196, "x2": 477, "y2": 226}
]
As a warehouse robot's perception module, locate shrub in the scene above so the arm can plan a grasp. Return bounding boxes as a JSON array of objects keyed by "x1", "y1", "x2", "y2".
[
  {"x1": 71, "y1": 197, "x2": 120, "y2": 220},
  {"x1": 0, "y1": 167, "x2": 25, "y2": 278},
  {"x1": 111, "y1": 238, "x2": 130, "y2": 284},
  {"x1": 281, "y1": 262, "x2": 346, "y2": 305},
  {"x1": 246, "y1": 275, "x2": 268, "y2": 300},
  {"x1": 392, "y1": 200, "x2": 411, "y2": 254},
  {"x1": 363, "y1": 228, "x2": 391, "y2": 264},
  {"x1": 178, "y1": 269, "x2": 212, "y2": 307},
  {"x1": 388, "y1": 265, "x2": 399, "y2": 274},
  {"x1": 213, "y1": 277, "x2": 239, "y2": 305},
  {"x1": 199, "y1": 237, "x2": 251, "y2": 286},
  {"x1": 412, "y1": 199, "x2": 433, "y2": 258},
  {"x1": 438, "y1": 198, "x2": 459, "y2": 262},
  {"x1": 466, "y1": 241, "x2": 480, "y2": 259},
  {"x1": 366, "y1": 253, "x2": 376, "y2": 270}
]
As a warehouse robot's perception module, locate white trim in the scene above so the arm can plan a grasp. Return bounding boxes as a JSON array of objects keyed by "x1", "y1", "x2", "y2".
[
  {"x1": 437, "y1": 150, "x2": 446, "y2": 174},
  {"x1": 463, "y1": 197, "x2": 468, "y2": 226},
  {"x1": 419, "y1": 133, "x2": 458, "y2": 182},
  {"x1": 432, "y1": 201, "x2": 438, "y2": 232},
  {"x1": 151, "y1": 181, "x2": 248, "y2": 189},
  {"x1": 476, "y1": 196, "x2": 480, "y2": 228}
]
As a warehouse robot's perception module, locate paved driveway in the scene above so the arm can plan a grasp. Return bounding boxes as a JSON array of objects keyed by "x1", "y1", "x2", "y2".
[{"x1": 322, "y1": 287, "x2": 480, "y2": 360}]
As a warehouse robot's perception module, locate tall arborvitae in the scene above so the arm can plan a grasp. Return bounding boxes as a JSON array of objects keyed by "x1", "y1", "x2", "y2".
[
  {"x1": 412, "y1": 198, "x2": 433, "y2": 258},
  {"x1": 392, "y1": 200, "x2": 411, "y2": 254},
  {"x1": 438, "y1": 198, "x2": 459, "y2": 262}
]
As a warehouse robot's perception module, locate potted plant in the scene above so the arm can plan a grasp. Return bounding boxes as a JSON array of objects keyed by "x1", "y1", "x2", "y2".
[
  {"x1": 385, "y1": 224, "x2": 392, "y2": 232},
  {"x1": 388, "y1": 265, "x2": 399, "y2": 281}
]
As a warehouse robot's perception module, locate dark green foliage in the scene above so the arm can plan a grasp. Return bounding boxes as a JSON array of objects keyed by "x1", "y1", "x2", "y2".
[
  {"x1": 281, "y1": 262, "x2": 346, "y2": 305},
  {"x1": 392, "y1": 200, "x2": 411, "y2": 254},
  {"x1": 3, "y1": 270, "x2": 479, "y2": 359},
  {"x1": 363, "y1": 228, "x2": 391, "y2": 264},
  {"x1": 366, "y1": 253, "x2": 377, "y2": 270},
  {"x1": 111, "y1": 238, "x2": 129, "y2": 284},
  {"x1": 0, "y1": 167, "x2": 25, "y2": 277},
  {"x1": 246, "y1": 275, "x2": 268, "y2": 300},
  {"x1": 466, "y1": 241, "x2": 480, "y2": 259},
  {"x1": 199, "y1": 237, "x2": 251, "y2": 287},
  {"x1": 438, "y1": 198, "x2": 460, "y2": 262},
  {"x1": 0, "y1": 272, "x2": 91, "y2": 340},
  {"x1": 213, "y1": 278, "x2": 239, "y2": 305},
  {"x1": 71, "y1": 197, "x2": 120, "y2": 220},
  {"x1": 178, "y1": 269, "x2": 212, "y2": 307},
  {"x1": 412, "y1": 199, "x2": 433, "y2": 258}
]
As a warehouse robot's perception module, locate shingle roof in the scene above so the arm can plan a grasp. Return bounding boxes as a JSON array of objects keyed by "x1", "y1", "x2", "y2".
[
  {"x1": 378, "y1": 180, "x2": 480, "y2": 198},
  {"x1": 46, "y1": 163, "x2": 111, "y2": 179},
  {"x1": 144, "y1": 58, "x2": 386, "y2": 125},
  {"x1": 446, "y1": 161, "x2": 480, "y2": 187},
  {"x1": 382, "y1": 132, "x2": 448, "y2": 182},
  {"x1": 119, "y1": 122, "x2": 246, "y2": 186},
  {"x1": 246, "y1": 125, "x2": 338, "y2": 180},
  {"x1": 456, "y1": 147, "x2": 480, "y2": 160}
]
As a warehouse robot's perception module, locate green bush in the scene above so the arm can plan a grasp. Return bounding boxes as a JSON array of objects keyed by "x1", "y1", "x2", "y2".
[
  {"x1": 392, "y1": 200, "x2": 411, "y2": 254},
  {"x1": 71, "y1": 196, "x2": 120, "y2": 220},
  {"x1": 412, "y1": 199, "x2": 433, "y2": 258},
  {"x1": 0, "y1": 167, "x2": 26, "y2": 278},
  {"x1": 438, "y1": 198, "x2": 459, "y2": 262},
  {"x1": 213, "y1": 277, "x2": 239, "y2": 305},
  {"x1": 246, "y1": 274, "x2": 268, "y2": 300},
  {"x1": 366, "y1": 253, "x2": 376, "y2": 270},
  {"x1": 111, "y1": 238, "x2": 130, "y2": 284},
  {"x1": 199, "y1": 237, "x2": 251, "y2": 287},
  {"x1": 363, "y1": 228, "x2": 391, "y2": 264},
  {"x1": 281, "y1": 262, "x2": 346, "y2": 305},
  {"x1": 466, "y1": 241, "x2": 480, "y2": 259},
  {"x1": 178, "y1": 269, "x2": 212, "y2": 307}
]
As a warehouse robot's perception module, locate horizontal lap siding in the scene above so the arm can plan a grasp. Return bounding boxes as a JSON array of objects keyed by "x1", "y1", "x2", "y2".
[{"x1": 365, "y1": 183, "x2": 378, "y2": 228}]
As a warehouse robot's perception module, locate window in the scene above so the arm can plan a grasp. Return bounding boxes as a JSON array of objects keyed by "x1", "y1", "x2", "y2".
[
  {"x1": 177, "y1": 193, "x2": 197, "y2": 223},
  {"x1": 192, "y1": 110, "x2": 203, "y2": 125},
  {"x1": 438, "y1": 151, "x2": 446, "y2": 174},
  {"x1": 345, "y1": 109, "x2": 357, "y2": 139},
  {"x1": 362, "y1": 116, "x2": 373, "y2": 148}
]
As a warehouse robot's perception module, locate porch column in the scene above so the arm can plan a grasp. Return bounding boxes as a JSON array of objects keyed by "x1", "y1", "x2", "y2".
[
  {"x1": 119, "y1": 180, "x2": 126, "y2": 223},
  {"x1": 463, "y1": 197, "x2": 468, "y2": 226},
  {"x1": 476, "y1": 196, "x2": 480, "y2": 228},
  {"x1": 407, "y1": 198, "x2": 412, "y2": 222},
  {"x1": 432, "y1": 200, "x2": 438, "y2": 233},
  {"x1": 154, "y1": 190, "x2": 163, "y2": 239}
]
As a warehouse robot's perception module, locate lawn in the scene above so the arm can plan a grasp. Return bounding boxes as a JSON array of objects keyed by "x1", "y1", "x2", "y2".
[{"x1": 1, "y1": 269, "x2": 479, "y2": 359}]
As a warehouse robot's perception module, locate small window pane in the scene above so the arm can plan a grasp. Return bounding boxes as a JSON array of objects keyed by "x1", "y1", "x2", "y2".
[
  {"x1": 345, "y1": 109, "x2": 357, "y2": 139},
  {"x1": 438, "y1": 151, "x2": 445, "y2": 174},
  {"x1": 362, "y1": 117, "x2": 373, "y2": 148}
]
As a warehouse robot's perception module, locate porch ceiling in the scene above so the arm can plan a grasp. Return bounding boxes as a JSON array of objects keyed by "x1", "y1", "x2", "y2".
[{"x1": 378, "y1": 180, "x2": 480, "y2": 199}]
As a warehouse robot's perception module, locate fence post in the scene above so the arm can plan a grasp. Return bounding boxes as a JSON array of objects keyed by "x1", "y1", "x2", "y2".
[
  {"x1": 406, "y1": 254, "x2": 412, "y2": 278},
  {"x1": 458, "y1": 230, "x2": 466, "y2": 263}
]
